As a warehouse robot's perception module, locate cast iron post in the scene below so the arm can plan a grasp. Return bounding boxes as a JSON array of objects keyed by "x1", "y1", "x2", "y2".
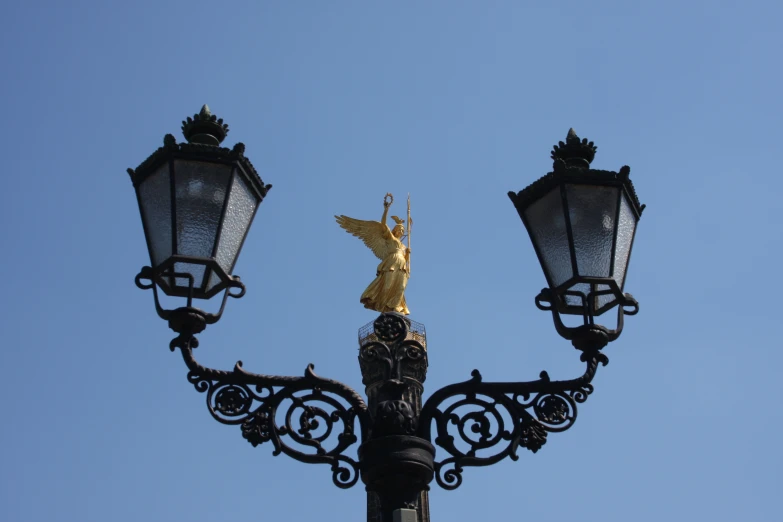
[{"x1": 359, "y1": 313, "x2": 431, "y2": 522}]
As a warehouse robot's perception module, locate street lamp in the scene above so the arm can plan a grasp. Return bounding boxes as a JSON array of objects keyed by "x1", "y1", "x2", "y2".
[
  {"x1": 508, "y1": 128, "x2": 645, "y2": 344},
  {"x1": 127, "y1": 105, "x2": 271, "y2": 328},
  {"x1": 127, "y1": 109, "x2": 645, "y2": 522}
]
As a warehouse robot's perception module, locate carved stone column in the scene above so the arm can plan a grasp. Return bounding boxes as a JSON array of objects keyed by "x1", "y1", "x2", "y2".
[{"x1": 358, "y1": 313, "x2": 430, "y2": 522}]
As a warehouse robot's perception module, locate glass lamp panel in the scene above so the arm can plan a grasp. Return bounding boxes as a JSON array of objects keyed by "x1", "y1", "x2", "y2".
[
  {"x1": 137, "y1": 162, "x2": 172, "y2": 267},
  {"x1": 596, "y1": 283, "x2": 616, "y2": 310},
  {"x1": 173, "y1": 160, "x2": 233, "y2": 289},
  {"x1": 612, "y1": 192, "x2": 638, "y2": 290},
  {"x1": 524, "y1": 187, "x2": 573, "y2": 287},
  {"x1": 565, "y1": 184, "x2": 619, "y2": 278},
  {"x1": 565, "y1": 282, "x2": 590, "y2": 307},
  {"x1": 207, "y1": 172, "x2": 259, "y2": 291},
  {"x1": 565, "y1": 282, "x2": 617, "y2": 314}
]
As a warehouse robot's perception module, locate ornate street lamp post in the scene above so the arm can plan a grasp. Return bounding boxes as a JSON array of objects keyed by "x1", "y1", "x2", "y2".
[{"x1": 127, "y1": 109, "x2": 645, "y2": 522}]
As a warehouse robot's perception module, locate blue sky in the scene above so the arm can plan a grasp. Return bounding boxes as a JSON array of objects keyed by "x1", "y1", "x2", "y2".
[{"x1": 1, "y1": 1, "x2": 781, "y2": 521}]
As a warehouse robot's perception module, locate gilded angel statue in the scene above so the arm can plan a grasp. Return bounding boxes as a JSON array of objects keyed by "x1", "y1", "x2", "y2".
[{"x1": 335, "y1": 193, "x2": 412, "y2": 315}]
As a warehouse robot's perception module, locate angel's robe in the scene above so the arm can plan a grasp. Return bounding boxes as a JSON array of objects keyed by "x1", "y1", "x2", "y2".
[{"x1": 361, "y1": 236, "x2": 409, "y2": 315}]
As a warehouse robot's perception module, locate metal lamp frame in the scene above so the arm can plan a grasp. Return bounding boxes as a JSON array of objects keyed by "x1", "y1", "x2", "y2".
[
  {"x1": 508, "y1": 132, "x2": 646, "y2": 319},
  {"x1": 127, "y1": 107, "x2": 271, "y2": 300}
]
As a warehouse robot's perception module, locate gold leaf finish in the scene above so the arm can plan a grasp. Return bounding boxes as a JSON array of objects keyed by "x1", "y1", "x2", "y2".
[{"x1": 336, "y1": 193, "x2": 412, "y2": 315}]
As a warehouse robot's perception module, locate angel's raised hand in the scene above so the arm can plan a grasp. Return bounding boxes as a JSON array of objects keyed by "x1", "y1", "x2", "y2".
[{"x1": 384, "y1": 193, "x2": 394, "y2": 208}]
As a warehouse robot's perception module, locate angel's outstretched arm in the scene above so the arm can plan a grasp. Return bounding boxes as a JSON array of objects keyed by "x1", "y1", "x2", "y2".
[{"x1": 381, "y1": 194, "x2": 392, "y2": 226}]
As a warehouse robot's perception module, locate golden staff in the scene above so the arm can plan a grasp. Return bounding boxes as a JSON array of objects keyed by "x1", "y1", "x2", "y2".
[{"x1": 407, "y1": 193, "x2": 412, "y2": 276}]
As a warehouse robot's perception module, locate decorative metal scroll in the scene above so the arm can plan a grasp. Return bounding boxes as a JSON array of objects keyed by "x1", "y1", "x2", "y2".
[
  {"x1": 358, "y1": 315, "x2": 428, "y2": 391},
  {"x1": 169, "y1": 333, "x2": 371, "y2": 489},
  {"x1": 418, "y1": 349, "x2": 608, "y2": 490},
  {"x1": 161, "y1": 310, "x2": 619, "y2": 494}
]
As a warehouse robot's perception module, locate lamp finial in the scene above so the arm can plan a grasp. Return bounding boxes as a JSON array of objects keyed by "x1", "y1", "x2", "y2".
[
  {"x1": 181, "y1": 104, "x2": 229, "y2": 146},
  {"x1": 551, "y1": 129, "x2": 597, "y2": 168}
]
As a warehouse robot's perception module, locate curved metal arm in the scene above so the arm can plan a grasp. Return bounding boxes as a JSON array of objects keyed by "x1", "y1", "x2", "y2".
[
  {"x1": 168, "y1": 331, "x2": 371, "y2": 489},
  {"x1": 418, "y1": 346, "x2": 608, "y2": 490}
]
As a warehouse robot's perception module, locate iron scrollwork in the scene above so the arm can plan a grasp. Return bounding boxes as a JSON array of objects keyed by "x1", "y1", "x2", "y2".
[
  {"x1": 146, "y1": 287, "x2": 620, "y2": 499},
  {"x1": 169, "y1": 331, "x2": 370, "y2": 489},
  {"x1": 418, "y1": 345, "x2": 607, "y2": 490}
]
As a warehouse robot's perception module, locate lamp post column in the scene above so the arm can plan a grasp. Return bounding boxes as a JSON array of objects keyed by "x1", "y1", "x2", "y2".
[{"x1": 358, "y1": 313, "x2": 430, "y2": 522}]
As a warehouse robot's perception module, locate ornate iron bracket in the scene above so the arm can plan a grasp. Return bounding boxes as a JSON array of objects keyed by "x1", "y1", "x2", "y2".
[
  {"x1": 145, "y1": 299, "x2": 627, "y2": 500},
  {"x1": 166, "y1": 314, "x2": 371, "y2": 489},
  {"x1": 418, "y1": 327, "x2": 611, "y2": 490}
]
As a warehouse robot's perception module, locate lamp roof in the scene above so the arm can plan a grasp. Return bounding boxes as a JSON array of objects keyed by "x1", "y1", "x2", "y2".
[{"x1": 509, "y1": 130, "x2": 645, "y2": 218}]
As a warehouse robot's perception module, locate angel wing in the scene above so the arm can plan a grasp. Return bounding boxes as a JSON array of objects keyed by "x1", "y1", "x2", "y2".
[{"x1": 335, "y1": 215, "x2": 393, "y2": 260}]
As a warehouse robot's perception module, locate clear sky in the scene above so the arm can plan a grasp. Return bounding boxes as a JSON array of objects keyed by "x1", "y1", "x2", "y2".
[{"x1": 1, "y1": 1, "x2": 781, "y2": 521}]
